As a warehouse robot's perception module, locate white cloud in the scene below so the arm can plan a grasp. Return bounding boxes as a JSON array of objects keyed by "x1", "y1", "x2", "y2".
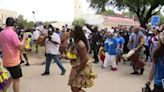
[{"x1": 0, "y1": 0, "x2": 95, "y2": 22}]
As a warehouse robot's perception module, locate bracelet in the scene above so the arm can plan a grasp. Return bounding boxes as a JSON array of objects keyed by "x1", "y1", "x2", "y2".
[{"x1": 146, "y1": 80, "x2": 151, "y2": 85}]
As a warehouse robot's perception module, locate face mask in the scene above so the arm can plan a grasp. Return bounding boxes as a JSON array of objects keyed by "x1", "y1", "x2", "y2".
[{"x1": 48, "y1": 28, "x2": 52, "y2": 31}]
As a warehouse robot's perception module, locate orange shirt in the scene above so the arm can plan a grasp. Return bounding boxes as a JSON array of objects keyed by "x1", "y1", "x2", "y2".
[{"x1": 0, "y1": 27, "x2": 21, "y2": 67}]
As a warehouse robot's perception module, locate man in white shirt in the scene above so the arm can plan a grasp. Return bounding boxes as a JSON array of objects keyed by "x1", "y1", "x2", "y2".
[
  {"x1": 32, "y1": 27, "x2": 41, "y2": 53},
  {"x1": 41, "y1": 27, "x2": 66, "y2": 76}
]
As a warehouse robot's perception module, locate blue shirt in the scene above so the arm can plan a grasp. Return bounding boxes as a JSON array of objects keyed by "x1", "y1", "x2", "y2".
[
  {"x1": 130, "y1": 32, "x2": 143, "y2": 49},
  {"x1": 104, "y1": 38, "x2": 118, "y2": 55},
  {"x1": 154, "y1": 56, "x2": 164, "y2": 86},
  {"x1": 104, "y1": 38, "x2": 110, "y2": 52},
  {"x1": 116, "y1": 36, "x2": 125, "y2": 48},
  {"x1": 129, "y1": 31, "x2": 143, "y2": 39},
  {"x1": 56, "y1": 32, "x2": 61, "y2": 37}
]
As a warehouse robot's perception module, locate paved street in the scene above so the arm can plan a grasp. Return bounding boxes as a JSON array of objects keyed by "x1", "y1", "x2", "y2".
[{"x1": 7, "y1": 52, "x2": 151, "y2": 92}]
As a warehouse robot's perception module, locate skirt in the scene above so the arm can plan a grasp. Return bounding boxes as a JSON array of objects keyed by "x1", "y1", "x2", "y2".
[{"x1": 68, "y1": 65, "x2": 96, "y2": 88}]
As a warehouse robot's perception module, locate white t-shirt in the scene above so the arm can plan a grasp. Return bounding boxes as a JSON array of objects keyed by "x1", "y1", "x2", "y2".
[
  {"x1": 45, "y1": 32, "x2": 61, "y2": 55},
  {"x1": 83, "y1": 26, "x2": 92, "y2": 39},
  {"x1": 41, "y1": 29, "x2": 48, "y2": 35},
  {"x1": 32, "y1": 30, "x2": 40, "y2": 40}
]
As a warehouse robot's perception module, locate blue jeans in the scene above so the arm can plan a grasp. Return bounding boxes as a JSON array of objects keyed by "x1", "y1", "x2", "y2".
[{"x1": 45, "y1": 54, "x2": 65, "y2": 73}]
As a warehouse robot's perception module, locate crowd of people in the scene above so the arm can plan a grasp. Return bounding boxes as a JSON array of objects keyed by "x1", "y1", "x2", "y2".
[{"x1": 0, "y1": 17, "x2": 164, "y2": 92}]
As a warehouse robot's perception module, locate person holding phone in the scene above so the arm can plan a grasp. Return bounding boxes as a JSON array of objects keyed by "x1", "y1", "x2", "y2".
[
  {"x1": 146, "y1": 31, "x2": 164, "y2": 92},
  {"x1": 0, "y1": 17, "x2": 28, "y2": 92}
]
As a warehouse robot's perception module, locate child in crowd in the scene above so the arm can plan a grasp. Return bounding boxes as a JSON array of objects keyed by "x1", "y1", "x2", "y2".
[
  {"x1": 98, "y1": 46, "x2": 105, "y2": 65},
  {"x1": 21, "y1": 31, "x2": 31, "y2": 66}
]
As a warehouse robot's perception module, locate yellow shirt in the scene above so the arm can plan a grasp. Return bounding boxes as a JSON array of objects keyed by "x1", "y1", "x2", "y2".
[
  {"x1": 99, "y1": 47, "x2": 105, "y2": 55},
  {"x1": 25, "y1": 38, "x2": 31, "y2": 49}
]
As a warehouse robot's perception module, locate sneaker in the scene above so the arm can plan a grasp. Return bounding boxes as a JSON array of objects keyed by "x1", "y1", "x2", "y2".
[
  {"x1": 21, "y1": 60, "x2": 25, "y2": 64},
  {"x1": 93, "y1": 61, "x2": 99, "y2": 64},
  {"x1": 140, "y1": 68, "x2": 145, "y2": 75},
  {"x1": 41, "y1": 72, "x2": 50, "y2": 76},
  {"x1": 111, "y1": 68, "x2": 117, "y2": 71},
  {"x1": 131, "y1": 72, "x2": 139, "y2": 75},
  {"x1": 25, "y1": 63, "x2": 30, "y2": 66},
  {"x1": 61, "y1": 70, "x2": 66, "y2": 75}
]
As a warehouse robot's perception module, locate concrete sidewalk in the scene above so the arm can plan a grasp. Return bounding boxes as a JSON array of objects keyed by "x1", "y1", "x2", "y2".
[
  {"x1": 7, "y1": 63, "x2": 151, "y2": 92},
  {"x1": 6, "y1": 52, "x2": 151, "y2": 92}
]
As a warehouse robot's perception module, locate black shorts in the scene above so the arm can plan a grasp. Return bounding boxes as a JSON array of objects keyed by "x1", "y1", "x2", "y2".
[{"x1": 6, "y1": 65, "x2": 22, "y2": 79}]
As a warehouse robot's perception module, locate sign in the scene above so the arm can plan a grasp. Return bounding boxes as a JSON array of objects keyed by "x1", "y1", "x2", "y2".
[{"x1": 151, "y1": 16, "x2": 160, "y2": 26}]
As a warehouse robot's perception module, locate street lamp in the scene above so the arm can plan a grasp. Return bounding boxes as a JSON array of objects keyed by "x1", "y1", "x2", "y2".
[{"x1": 32, "y1": 11, "x2": 37, "y2": 22}]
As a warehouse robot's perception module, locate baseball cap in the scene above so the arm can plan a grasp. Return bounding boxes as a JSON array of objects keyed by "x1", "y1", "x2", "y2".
[{"x1": 6, "y1": 17, "x2": 16, "y2": 26}]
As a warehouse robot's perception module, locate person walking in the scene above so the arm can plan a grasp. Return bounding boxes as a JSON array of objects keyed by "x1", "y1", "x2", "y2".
[
  {"x1": 31, "y1": 27, "x2": 40, "y2": 53},
  {"x1": 103, "y1": 33, "x2": 118, "y2": 71},
  {"x1": 146, "y1": 31, "x2": 164, "y2": 92},
  {"x1": 128, "y1": 27, "x2": 145, "y2": 75},
  {"x1": 41, "y1": 26, "x2": 66, "y2": 76},
  {"x1": 0, "y1": 17, "x2": 27, "y2": 92},
  {"x1": 68, "y1": 26, "x2": 96, "y2": 92},
  {"x1": 91, "y1": 26, "x2": 102, "y2": 64},
  {"x1": 116, "y1": 31, "x2": 125, "y2": 63}
]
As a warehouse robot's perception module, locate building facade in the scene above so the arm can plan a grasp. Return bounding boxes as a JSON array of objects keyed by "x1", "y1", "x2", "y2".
[
  {"x1": 74, "y1": 0, "x2": 83, "y2": 19},
  {"x1": 0, "y1": 9, "x2": 17, "y2": 27}
]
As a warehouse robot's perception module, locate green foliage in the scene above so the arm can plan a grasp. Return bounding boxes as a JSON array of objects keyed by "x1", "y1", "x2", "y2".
[
  {"x1": 123, "y1": 11, "x2": 136, "y2": 18},
  {"x1": 26, "y1": 21, "x2": 35, "y2": 29},
  {"x1": 72, "y1": 18, "x2": 85, "y2": 27},
  {"x1": 17, "y1": 15, "x2": 35, "y2": 29},
  {"x1": 87, "y1": 0, "x2": 109, "y2": 12},
  {"x1": 88, "y1": 0, "x2": 164, "y2": 28},
  {"x1": 97, "y1": 9, "x2": 116, "y2": 16},
  {"x1": 160, "y1": 15, "x2": 164, "y2": 24},
  {"x1": 44, "y1": 21, "x2": 57, "y2": 25}
]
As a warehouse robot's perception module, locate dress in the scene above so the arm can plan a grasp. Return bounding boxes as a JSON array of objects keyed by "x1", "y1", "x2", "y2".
[
  {"x1": 22, "y1": 38, "x2": 31, "y2": 54},
  {"x1": 68, "y1": 45, "x2": 96, "y2": 88}
]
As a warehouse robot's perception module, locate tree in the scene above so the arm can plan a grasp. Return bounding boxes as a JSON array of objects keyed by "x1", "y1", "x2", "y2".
[
  {"x1": 87, "y1": 0, "x2": 164, "y2": 28},
  {"x1": 26, "y1": 21, "x2": 35, "y2": 29},
  {"x1": 72, "y1": 18, "x2": 85, "y2": 27},
  {"x1": 17, "y1": 15, "x2": 35, "y2": 29},
  {"x1": 97, "y1": 9, "x2": 116, "y2": 16},
  {"x1": 44, "y1": 21, "x2": 58, "y2": 25},
  {"x1": 88, "y1": 0, "x2": 109, "y2": 12},
  {"x1": 123, "y1": 11, "x2": 135, "y2": 18},
  {"x1": 160, "y1": 16, "x2": 164, "y2": 25}
]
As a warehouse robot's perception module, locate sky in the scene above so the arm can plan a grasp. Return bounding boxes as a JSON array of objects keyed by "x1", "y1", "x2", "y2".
[
  {"x1": 0, "y1": 0, "x2": 163, "y2": 23},
  {"x1": 0, "y1": 0, "x2": 96, "y2": 22}
]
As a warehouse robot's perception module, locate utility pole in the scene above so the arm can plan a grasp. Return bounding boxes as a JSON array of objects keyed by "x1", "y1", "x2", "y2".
[{"x1": 32, "y1": 11, "x2": 37, "y2": 22}]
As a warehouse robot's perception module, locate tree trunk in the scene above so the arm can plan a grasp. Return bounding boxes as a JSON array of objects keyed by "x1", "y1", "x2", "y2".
[
  {"x1": 138, "y1": 15, "x2": 147, "y2": 29},
  {"x1": 134, "y1": 4, "x2": 160, "y2": 29},
  {"x1": 140, "y1": 20, "x2": 147, "y2": 29}
]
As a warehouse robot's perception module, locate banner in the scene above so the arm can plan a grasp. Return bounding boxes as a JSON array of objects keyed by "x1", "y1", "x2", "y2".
[{"x1": 151, "y1": 16, "x2": 160, "y2": 26}]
